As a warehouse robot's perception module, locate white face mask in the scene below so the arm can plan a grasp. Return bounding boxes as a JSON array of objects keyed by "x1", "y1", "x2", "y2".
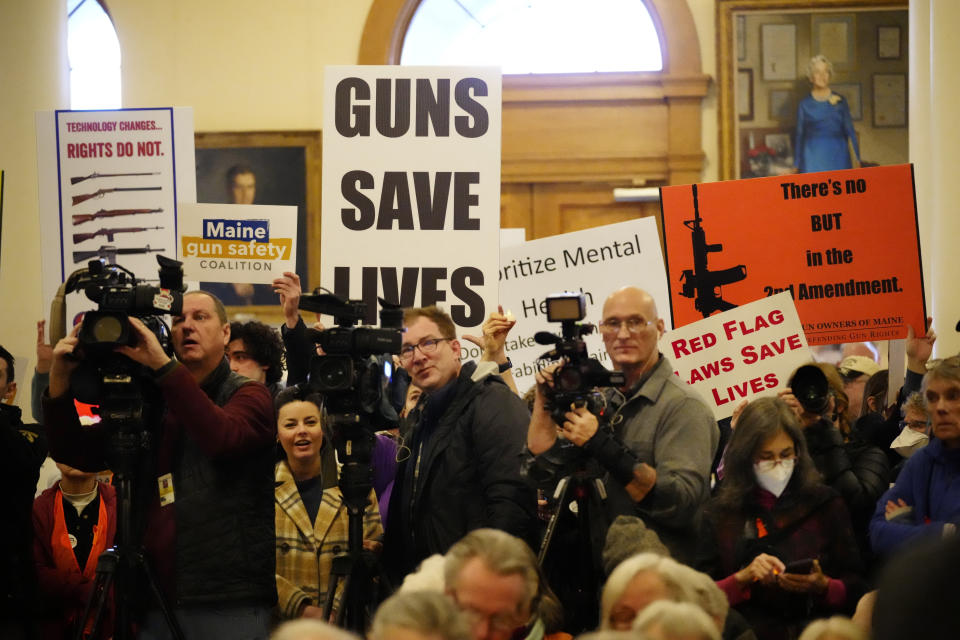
[
  {"x1": 753, "y1": 458, "x2": 795, "y2": 497},
  {"x1": 891, "y1": 428, "x2": 929, "y2": 459}
]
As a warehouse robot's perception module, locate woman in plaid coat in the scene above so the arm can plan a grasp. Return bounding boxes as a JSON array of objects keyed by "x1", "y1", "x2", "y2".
[{"x1": 274, "y1": 387, "x2": 383, "y2": 620}]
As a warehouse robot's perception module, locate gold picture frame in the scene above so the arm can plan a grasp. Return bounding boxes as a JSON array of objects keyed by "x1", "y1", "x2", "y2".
[
  {"x1": 194, "y1": 131, "x2": 322, "y2": 323},
  {"x1": 717, "y1": 0, "x2": 908, "y2": 180}
]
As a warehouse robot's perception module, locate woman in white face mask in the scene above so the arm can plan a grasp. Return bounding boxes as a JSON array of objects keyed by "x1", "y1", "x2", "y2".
[{"x1": 695, "y1": 397, "x2": 865, "y2": 640}]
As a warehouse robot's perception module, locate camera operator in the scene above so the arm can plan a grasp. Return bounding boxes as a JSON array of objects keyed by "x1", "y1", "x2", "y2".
[
  {"x1": 43, "y1": 291, "x2": 277, "y2": 639},
  {"x1": 525, "y1": 287, "x2": 718, "y2": 563}
]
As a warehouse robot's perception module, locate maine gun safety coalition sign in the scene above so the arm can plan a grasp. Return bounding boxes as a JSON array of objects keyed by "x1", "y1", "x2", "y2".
[
  {"x1": 321, "y1": 66, "x2": 501, "y2": 330},
  {"x1": 659, "y1": 164, "x2": 926, "y2": 345},
  {"x1": 177, "y1": 203, "x2": 297, "y2": 284}
]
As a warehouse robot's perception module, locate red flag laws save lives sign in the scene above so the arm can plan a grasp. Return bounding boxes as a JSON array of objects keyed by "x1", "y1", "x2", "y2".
[{"x1": 658, "y1": 292, "x2": 813, "y2": 421}]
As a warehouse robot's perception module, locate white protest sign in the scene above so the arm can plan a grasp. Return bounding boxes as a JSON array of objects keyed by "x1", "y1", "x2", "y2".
[
  {"x1": 177, "y1": 203, "x2": 298, "y2": 284},
  {"x1": 658, "y1": 292, "x2": 812, "y2": 420},
  {"x1": 36, "y1": 108, "x2": 196, "y2": 327},
  {"x1": 321, "y1": 66, "x2": 501, "y2": 329},
  {"x1": 496, "y1": 217, "x2": 671, "y2": 394}
]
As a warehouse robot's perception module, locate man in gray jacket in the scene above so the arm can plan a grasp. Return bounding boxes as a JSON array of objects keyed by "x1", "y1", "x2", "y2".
[{"x1": 526, "y1": 286, "x2": 718, "y2": 562}]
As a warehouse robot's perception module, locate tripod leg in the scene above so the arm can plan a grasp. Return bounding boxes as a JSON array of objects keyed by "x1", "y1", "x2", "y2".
[
  {"x1": 321, "y1": 556, "x2": 347, "y2": 621},
  {"x1": 75, "y1": 550, "x2": 119, "y2": 640},
  {"x1": 137, "y1": 551, "x2": 186, "y2": 640},
  {"x1": 537, "y1": 476, "x2": 571, "y2": 566}
]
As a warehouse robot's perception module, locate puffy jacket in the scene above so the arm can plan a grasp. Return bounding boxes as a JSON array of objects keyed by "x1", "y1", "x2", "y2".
[{"x1": 384, "y1": 362, "x2": 534, "y2": 580}]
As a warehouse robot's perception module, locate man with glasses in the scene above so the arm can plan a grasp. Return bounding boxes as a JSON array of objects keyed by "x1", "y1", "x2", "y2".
[
  {"x1": 442, "y1": 529, "x2": 543, "y2": 640},
  {"x1": 384, "y1": 306, "x2": 534, "y2": 582},
  {"x1": 526, "y1": 286, "x2": 717, "y2": 564}
]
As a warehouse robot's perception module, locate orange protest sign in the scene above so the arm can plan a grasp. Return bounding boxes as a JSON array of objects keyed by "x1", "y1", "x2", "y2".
[{"x1": 659, "y1": 164, "x2": 925, "y2": 345}]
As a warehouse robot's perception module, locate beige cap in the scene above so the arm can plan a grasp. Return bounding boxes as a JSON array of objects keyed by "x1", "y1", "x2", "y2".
[{"x1": 838, "y1": 355, "x2": 881, "y2": 378}]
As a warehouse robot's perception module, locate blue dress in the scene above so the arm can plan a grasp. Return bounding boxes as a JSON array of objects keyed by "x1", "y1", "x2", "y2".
[{"x1": 795, "y1": 94, "x2": 860, "y2": 173}]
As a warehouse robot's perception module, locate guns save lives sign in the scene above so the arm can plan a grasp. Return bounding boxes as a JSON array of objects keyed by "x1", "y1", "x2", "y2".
[
  {"x1": 321, "y1": 66, "x2": 501, "y2": 329},
  {"x1": 659, "y1": 165, "x2": 926, "y2": 345}
]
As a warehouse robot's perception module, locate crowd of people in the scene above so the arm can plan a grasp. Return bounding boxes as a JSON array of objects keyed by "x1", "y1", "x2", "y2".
[{"x1": 2, "y1": 273, "x2": 958, "y2": 640}]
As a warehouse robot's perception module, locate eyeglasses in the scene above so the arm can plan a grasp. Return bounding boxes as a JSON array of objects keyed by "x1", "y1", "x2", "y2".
[
  {"x1": 598, "y1": 317, "x2": 656, "y2": 336},
  {"x1": 398, "y1": 337, "x2": 451, "y2": 364},
  {"x1": 449, "y1": 592, "x2": 526, "y2": 636},
  {"x1": 899, "y1": 419, "x2": 929, "y2": 431}
]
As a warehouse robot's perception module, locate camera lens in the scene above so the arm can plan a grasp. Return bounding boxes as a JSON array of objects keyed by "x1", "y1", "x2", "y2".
[
  {"x1": 790, "y1": 365, "x2": 830, "y2": 414},
  {"x1": 92, "y1": 315, "x2": 124, "y2": 342}
]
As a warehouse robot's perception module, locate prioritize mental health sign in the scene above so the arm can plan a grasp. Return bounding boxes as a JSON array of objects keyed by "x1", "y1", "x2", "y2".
[
  {"x1": 659, "y1": 164, "x2": 925, "y2": 345},
  {"x1": 497, "y1": 217, "x2": 671, "y2": 394},
  {"x1": 321, "y1": 66, "x2": 501, "y2": 329}
]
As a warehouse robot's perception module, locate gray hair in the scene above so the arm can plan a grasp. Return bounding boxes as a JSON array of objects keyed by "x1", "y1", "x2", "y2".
[
  {"x1": 443, "y1": 529, "x2": 539, "y2": 617},
  {"x1": 632, "y1": 600, "x2": 720, "y2": 640},
  {"x1": 370, "y1": 591, "x2": 471, "y2": 640},
  {"x1": 600, "y1": 553, "x2": 698, "y2": 630},
  {"x1": 922, "y1": 357, "x2": 960, "y2": 398},
  {"x1": 798, "y1": 615, "x2": 866, "y2": 640},
  {"x1": 902, "y1": 391, "x2": 929, "y2": 419},
  {"x1": 271, "y1": 619, "x2": 359, "y2": 640},
  {"x1": 672, "y1": 564, "x2": 729, "y2": 630},
  {"x1": 807, "y1": 55, "x2": 834, "y2": 80}
]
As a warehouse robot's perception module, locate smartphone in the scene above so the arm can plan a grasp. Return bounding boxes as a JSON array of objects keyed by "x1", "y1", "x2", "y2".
[{"x1": 783, "y1": 558, "x2": 815, "y2": 573}]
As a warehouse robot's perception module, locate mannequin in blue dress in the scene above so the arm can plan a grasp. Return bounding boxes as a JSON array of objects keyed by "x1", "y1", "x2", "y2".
[{"x1": 794, "y1": 55, "x2": 860, "y2": 173}]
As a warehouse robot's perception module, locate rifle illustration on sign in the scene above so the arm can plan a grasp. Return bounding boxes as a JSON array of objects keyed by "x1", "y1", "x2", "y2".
[
  {"x1": 73, "y1": 208, "x2": 163, "y2": 225},
  {"x1": 72, "y1": 186, "x2": 162, "y2": 206},
  {"x1": 678, "y1": 184, "x2": 748, "y2": 318},
  {"x1": 70, "y1": 171, "x2": 160, "y2": 185},
  {"x1": 73, "y1": 226, "x2": 164, "y2": 244},
  {"x1": 73, "y1": 245, "x2": 165, "y2": 265}
]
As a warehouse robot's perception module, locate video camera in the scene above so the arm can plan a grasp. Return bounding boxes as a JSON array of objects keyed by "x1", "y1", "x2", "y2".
[
  {"x1": 64, "y1": 255, "x2": 185, "y2": 412},
  {"x1": 298, "y1": 291, "x2": 403, "y2": 506},
  {"x1": 535, "y1": 292, "x2": 624, "y2": 426}
]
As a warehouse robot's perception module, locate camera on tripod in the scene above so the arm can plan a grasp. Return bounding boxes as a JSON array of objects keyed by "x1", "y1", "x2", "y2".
[
  {"x1": 64, "y1": 255, "x2": 185, "y2": 414},
  {"x1": 535, "y1": 292, "x2": 625, "y2": 426},
  {"x1": 298, "y1": 291, "x2": 402, "y2": 502}
]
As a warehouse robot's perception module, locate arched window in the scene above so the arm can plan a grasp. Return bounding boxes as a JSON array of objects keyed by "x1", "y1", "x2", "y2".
[
  {"x1": 360, "y1": 0, "x2": 707, "y2": 241},
  {"x1": 400, "y1": 0, "x2": 663, "y2": 74},
  {"x1": 68, "y1": 0, "x2": 121, "y2": 109}
]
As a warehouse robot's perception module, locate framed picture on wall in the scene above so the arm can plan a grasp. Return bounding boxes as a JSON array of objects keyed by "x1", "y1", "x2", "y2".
[
  {"x1": 877, "y1": 25, "x2": 901, "y2": 59},
  {"x1": 738, "y1": 69, "x2": 754, "y2": 120},
  {"x1": 812, "y1": 14, "x2": 857, "y2": 70},
  {"x1": 761, "y1": 23, "x2": 797, "y2": 81},
  {"x1": 737, "y1": 15, "x2": 747, "y2": 61},
  {"x1": 832, "y1": 83, "x2": 863, "y2": 120},
  {"x1": 194, "y1": 131, "x2": 321, "y2": 318},
  {"x1": 769, "y1": 89, "x2": 795, "y2": 120},
  {"x1": 717, "y1": 0, "x2": 909, "y2": 180},
  {"x1": 873, "y1": 74, "x2": 907, "y2": 127}
]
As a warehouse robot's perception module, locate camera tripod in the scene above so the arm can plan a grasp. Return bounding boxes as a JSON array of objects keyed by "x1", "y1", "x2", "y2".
[
  {"x1": 76, "y1": 427, "x2": 184, "y2": 640},
  {"x1": 537, "y1": 465, "x2": 611, "y2": 633},
  {"x1": 320, "y1": 415, "x2": 390, "y2": 633}
]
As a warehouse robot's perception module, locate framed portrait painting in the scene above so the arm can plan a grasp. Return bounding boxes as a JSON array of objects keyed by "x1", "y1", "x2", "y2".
[{"x1": 194, "y1": 131, "x2": 321, "y2": 319}]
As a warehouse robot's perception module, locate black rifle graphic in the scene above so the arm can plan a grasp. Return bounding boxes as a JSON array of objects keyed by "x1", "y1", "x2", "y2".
[
  {"x1": 73, "y1": 208, "x2": 163, "y2": 225},
  {"x1": 72, "y1": 186, "x2": 162, "y2": 206},
  {"x1": 73, "y1": 226, "x2": 164, "y2": 244},
  {"x1": 679, "y1": 184, "x2": 747, "y2": 318},
  {"x1": 70, "y1": 171, "x2": 160, "y2": 185},
  {"x1": 73, "y1": 244, "x2": 165, "y2": 265}
]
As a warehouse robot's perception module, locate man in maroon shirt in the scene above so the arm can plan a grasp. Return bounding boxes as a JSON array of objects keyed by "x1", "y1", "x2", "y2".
[{"x1": 44, "y1": 291, "x2": 276, "y2": 640}]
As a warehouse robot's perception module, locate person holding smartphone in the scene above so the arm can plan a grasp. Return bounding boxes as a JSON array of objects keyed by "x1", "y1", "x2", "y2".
[{"x1": 695, "y1": 398, "x2": 865, "y2": 640}]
